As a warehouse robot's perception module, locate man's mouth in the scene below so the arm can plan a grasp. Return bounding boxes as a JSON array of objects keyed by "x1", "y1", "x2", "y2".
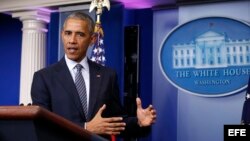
[{"x1": 67, "y1": 47, "x2": 78, "y2": 53}]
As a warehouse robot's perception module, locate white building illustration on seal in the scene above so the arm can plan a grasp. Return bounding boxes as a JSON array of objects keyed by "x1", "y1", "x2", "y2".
[{"x1": 173, "y1": 30, "x2": 250, "y2": 69}]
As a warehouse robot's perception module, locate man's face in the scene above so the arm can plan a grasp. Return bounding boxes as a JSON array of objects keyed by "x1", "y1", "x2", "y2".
[{"x1": 62, "y1": 18, "x2": 94, "y2": 62}]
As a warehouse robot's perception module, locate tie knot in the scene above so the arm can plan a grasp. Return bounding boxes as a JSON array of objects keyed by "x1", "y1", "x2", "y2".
[{"x1": 75, "y1": 64, "x2": 83, "y2": 72}]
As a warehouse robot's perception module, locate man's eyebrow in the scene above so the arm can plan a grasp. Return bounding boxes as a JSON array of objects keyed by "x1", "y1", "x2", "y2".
[
  {"x1": 76, "y1": 31, "x2": 84, "y2": 34},
  {"x1": 64, "y1": 30, "x2": 72, "y2": 32}
]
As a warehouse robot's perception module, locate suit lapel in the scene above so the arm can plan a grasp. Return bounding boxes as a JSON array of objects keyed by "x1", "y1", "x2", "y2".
[
  {"x1": 55, "y1": 58, "x2": 86, "y2": 120},
  {"x1": 88, "y1": 60, "x2": 102, "y2": 120}
]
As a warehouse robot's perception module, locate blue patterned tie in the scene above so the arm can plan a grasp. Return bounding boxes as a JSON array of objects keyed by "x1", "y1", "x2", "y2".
[{"x1": 75, "y1": 64, "x2": 88, "y2": 118}]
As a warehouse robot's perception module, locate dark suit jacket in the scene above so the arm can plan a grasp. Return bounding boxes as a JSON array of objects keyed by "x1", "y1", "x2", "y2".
[
  {"x1": 31, "y1": 57, "x2": 149, "y2": 138},
  {"x1": 242, "y1": 77, "x2": 250, "y2": 124}
]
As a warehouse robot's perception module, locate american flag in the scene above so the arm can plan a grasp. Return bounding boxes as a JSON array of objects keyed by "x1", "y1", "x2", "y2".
[{"x1": 90, "y1": 23, "x2": 106, "y2": 66}]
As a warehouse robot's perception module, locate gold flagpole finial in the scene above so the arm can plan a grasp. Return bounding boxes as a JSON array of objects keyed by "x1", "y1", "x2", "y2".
[{"x1": 89, "y1": 0, "x2": 110, "y2": 23}]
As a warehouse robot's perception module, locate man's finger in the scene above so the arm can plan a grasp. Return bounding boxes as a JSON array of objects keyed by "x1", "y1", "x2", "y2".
[
  {"x1": 106, "y1": 127, "x2": 125, "y2": 133},
  {"x1": 146, "y1": 105, "x2": 154, "y2": 111},
  {"x1": 103, "y1": 117, "x2": 124, "y2": 123},
  {"x1": 102, "y1": 121, "x2": 126, "y2": 127},
  {"x1": 136, "y1": 97, "x2": 142, "y2": 109},
  {"x1": 109, "y1": 122, "x2": 126, "y2": 127},
  {"x1": 105, "y1": 126, "x2": 126, "y2": 135},
  {"x1": 151, "y1": 109, "x2": 157, "y2": 114},
  {"x1": 97, "y1": 104, "x2": 106, "y2": 116},
  {"x1": 106, "y1": 131, "x2": 121, "y2": 135}
]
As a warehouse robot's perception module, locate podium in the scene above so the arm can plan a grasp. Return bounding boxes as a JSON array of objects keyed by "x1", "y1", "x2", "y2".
[{"x1": 0, "y1": 106, "x2": 108, "y2": 141}]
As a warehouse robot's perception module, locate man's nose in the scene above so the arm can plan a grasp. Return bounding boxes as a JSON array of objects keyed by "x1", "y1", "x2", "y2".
[{"x1": 69, "y1": 34, "x2": 77, "y2": 43}]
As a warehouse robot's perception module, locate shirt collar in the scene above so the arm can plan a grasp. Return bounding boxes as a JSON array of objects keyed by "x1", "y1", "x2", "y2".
[{"x1": 65, "y1": 55, "x2": 89, "y2": 72}]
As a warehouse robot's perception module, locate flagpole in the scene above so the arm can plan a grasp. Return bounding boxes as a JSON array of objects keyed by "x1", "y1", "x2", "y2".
[{"x1": 89, "y1": 0, "x2": 110, "y2": 66}]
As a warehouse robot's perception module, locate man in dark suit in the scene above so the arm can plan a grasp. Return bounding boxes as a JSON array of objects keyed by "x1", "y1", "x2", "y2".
[
  {"x1": 31, "y1": 12, "x2": 156, "y2": 138},
  {"x1": 242, "y1": 78, "x2": 250, "y2": 124}
]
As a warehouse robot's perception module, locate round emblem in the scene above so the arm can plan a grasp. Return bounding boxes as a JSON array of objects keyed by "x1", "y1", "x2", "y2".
[{"x1": 159, "y1": 17, "x2": 250, "y2": 97}]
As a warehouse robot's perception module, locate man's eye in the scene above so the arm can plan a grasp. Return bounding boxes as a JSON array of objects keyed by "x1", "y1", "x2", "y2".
[
  {"x1": 77, "y1": 33, "x2": 84, "y2": 37},
  {"x1": 64, "y1": 31, "x2": 71, "y2": 36}
]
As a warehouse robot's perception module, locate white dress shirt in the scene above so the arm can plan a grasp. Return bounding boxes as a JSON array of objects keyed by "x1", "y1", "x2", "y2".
[{"x1": 65, "y1": 55, "x2": 90, "y2": 111}]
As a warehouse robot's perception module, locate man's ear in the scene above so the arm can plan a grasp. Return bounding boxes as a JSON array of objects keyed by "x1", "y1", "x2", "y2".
[{"x1": 90, "y1": 33, "x2": 97, "y2": 45}]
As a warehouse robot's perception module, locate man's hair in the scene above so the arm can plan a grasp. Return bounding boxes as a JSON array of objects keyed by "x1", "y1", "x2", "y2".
[{"x1": 63, "y1": 12, "x2": 95, "y2": 35}]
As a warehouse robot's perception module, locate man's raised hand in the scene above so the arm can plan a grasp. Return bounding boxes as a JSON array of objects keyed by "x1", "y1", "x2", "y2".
[
  {"x1": 86, "y1": 104, "x2": 126, "y2": 135},
  {"x1": 136, "y1": 97, "x2": 157, "y2": 127}
]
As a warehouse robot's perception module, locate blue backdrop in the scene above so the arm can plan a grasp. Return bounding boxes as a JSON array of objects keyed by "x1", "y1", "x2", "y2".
[
  {"x1": 0, "y1": 13, "x2": 22, "y2": 105},
  {"x1": 2, "y1": 1, "x2": 247, "y2": 141}
]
